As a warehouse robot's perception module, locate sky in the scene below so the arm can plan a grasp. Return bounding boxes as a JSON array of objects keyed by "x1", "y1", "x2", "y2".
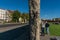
[{"x1": 0, "y1": 0, "x2": 60, "y2": 19}]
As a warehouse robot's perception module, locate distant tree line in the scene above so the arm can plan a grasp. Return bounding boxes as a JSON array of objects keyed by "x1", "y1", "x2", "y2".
[{"x1": 12, "y1": 10, "x2": 29, "y2": 23}]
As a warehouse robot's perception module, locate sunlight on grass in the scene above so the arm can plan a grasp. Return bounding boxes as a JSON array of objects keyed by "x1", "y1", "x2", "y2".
[{"x1": 49, "y1": 23, "x2": 60, "y2": 36}]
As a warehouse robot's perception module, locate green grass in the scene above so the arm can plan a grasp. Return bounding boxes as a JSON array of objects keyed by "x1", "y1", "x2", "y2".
[{"x1": 49, "y1": 23, "x2": 60, "y2": 36}]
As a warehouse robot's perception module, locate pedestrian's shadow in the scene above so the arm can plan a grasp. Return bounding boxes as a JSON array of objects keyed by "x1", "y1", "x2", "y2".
[{"x1": 40, "y1": 32, "x2": 45, "y2": 36}]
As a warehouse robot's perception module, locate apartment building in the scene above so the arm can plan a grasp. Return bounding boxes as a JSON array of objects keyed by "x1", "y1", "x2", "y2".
[
  {"x1": 0, "y1": 9, "x2": 14, "y2": 22},
  {"x1": 7, "y1": 10, "x2": 14, "y2": 22}
]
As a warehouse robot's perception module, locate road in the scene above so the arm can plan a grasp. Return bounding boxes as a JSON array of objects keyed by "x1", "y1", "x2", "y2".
[
  {"x1": 0, "y1": 23, "x2": 44, "y2": 40},
  {"x1": 0, "y1": 23, "x2": 29, "y2": 40},
  {"x1": 0, "y1": 23, "x2": 28, "y2": 33}
]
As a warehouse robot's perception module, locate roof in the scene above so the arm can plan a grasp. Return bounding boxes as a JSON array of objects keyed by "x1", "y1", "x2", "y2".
[{"x1": 7, "y1": 10, "x2": 14, "y2": 13}]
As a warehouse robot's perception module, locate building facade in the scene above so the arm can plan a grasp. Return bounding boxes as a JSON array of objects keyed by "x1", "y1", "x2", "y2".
[{"x1": 0, "y1": 9, "x2": 14, "y2": 22}]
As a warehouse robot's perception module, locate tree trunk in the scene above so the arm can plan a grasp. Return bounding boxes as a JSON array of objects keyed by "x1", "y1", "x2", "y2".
[{"x1": 29, "y1": 0, "x2": 41, "y2": 40}]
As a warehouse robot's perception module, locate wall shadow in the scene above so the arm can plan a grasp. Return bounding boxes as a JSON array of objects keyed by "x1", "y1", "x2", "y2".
[{"x1": 0, "y1": 25, "x2": 30, "y2": 40}]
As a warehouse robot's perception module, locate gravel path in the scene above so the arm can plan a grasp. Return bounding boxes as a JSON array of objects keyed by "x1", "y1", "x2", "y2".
[
  {"x1": 41, "y1": 35, "x2": 60, "y2": 40},
  {"x1": 41, "y1": 35, "x2": 50, "y2": 40},
  {"x1": 50, "y1": 36, "x2": 60, "y2": 40}
]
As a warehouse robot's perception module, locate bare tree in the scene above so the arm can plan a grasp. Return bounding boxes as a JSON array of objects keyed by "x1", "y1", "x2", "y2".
[{"x1": 29, "y1": 0, "x2": 41, "y2": 40}]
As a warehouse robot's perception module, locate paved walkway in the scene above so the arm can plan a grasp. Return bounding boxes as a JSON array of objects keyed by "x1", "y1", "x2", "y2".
[
  {"x1": 50, "y1": 36, "x2": 60, "y2": 40},
  {"x1": 41, "y1": 35, "x2": 60, "y2": 40},
  {"x1": 41, "y1": 35, "x2": 50, "y2": 40}
]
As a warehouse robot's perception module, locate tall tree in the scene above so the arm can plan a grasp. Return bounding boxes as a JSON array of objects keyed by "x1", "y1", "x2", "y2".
[
  {"x1": 12, "y1": 10, "x2": 20, "y2": 22},
  {"x1": 21, "y1": 13, "x2": 29, "y2": 23},
  {"x1": 29, "y1": 0, "x2": 41, "y2": 40}
]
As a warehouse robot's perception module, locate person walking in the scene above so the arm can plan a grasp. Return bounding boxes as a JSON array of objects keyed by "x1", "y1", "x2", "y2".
[
  {"x1": 45, "y1": 21, "x2": 50, "y2": 35},
  {"x1": 41, "y1": 21, "x2": 45, "y2": 36}
]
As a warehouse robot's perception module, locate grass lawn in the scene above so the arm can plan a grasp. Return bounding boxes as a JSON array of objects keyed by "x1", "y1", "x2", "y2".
[{"x1": 49, "y1": 23, "x2": 60, "y2": 36}]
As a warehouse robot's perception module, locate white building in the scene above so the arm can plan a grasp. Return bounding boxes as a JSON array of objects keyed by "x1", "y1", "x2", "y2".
[
  {"x1": 0, "y1": 9, "x2": 14, "y2": 22},
  {"x1": 0, "y1": 9, "x2": 7, "y2": 19}
]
